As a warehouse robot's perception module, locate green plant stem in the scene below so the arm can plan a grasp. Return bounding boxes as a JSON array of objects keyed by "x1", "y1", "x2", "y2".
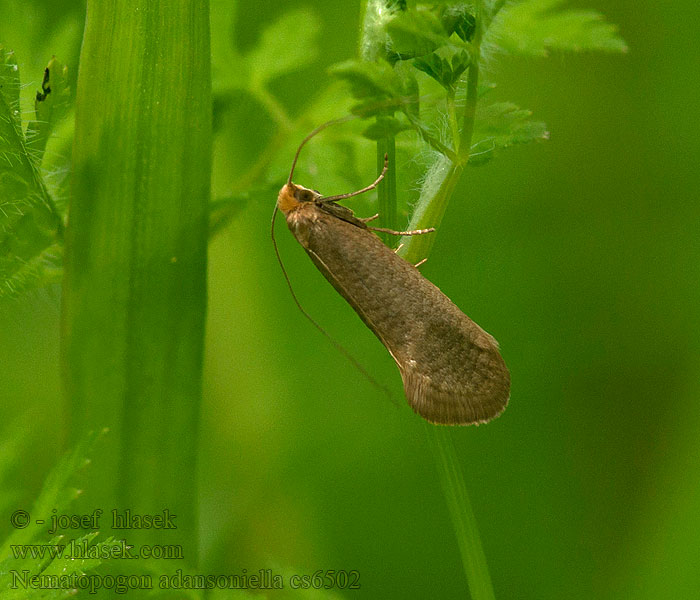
[
  {"x1": 458, "y1": 57, "x2": 480, "y2": 162},
  {"x1": 397, "y1": 155, "x2": 463, "y2": 264},
  {"x1": 250, "y1": 83, "x2": 294, "y2": 132},
  {"x1": 427, "y1": 425, "x2": 496, "y2": 600},
  {"x1": 398, "y1": 11, "x2": 481, "y2": 262},
  {"x1": 404, "y1": 109, "x2": 459, "y2": 161},
  {"x1": 63, "y1": 0, "x2": 210, "y2": 559},
  {"x1": 447, "y1": 88, "x2": 460, "y2": 150},
  {"x1": 395, "y1": 4, "x2": 495, "y2": 598}
]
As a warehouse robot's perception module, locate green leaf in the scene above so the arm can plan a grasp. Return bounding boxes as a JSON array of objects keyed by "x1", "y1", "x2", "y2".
[
  {"x1": 0, "y1": 432, "x2": 121, "y2": 600},
  {"x1": 63, "y1": 0, "x2": 210, "y2": 557},
  {"x1": 0, "y1": 242, "x2": 63, "y2": 299},
  {"x1": 330, "y1": 59, "x2": 418, "y2": 117},
  {"x1": 362, "y1": 116, "x2": 411, "y2": 140},
  {"x1": 246, "y1": 7, "x2": 321, "y2": 87},
  {"x1": 0, "y1": 47, "x2": 21, "y2": 112},
  {"x1": 330, "y1": 59, "x2": 402, "y2": 102},
  {"x1": 26, "y1": 56, "x2": 71, "y2": 161},
  {"x1": 489, "y1": 0, "x2": 628, "y2": 56},
  {"x1": 212, "y1": 5, "x2": 322, "y2": 129},
  {"x1": 469, "y1": 102, "x2": 549, "y2": 165},
  {"x1": 0, "y1": 49, "x2": 63, "y2": 302},
  {"x1": 413, "y1": 44, "x2": 471, "y2": 90},
  {"x1": 386, "y1": 7, "x2": 451, "y2": 59},
  {"x1": 437, "y1": 3, "x2": 476, "y2": 42},
  {"x1": 0, "y1": 431, "x2": 102, "y2": 557}
]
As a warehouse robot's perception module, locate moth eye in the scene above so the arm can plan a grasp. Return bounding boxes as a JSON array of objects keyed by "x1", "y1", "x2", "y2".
[{"x1": 297, "y1": 190, "x2": 314, "y2": 203}]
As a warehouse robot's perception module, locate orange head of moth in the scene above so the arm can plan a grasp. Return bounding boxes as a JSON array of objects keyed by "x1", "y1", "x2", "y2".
[{"x1": 277, "y1": 183, "x2": 321, "y2": 216}]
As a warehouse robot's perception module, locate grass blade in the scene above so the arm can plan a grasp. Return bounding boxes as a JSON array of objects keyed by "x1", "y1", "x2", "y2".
[{"x1": 62, "y1": 0, "x2": 211, "y2": 559}]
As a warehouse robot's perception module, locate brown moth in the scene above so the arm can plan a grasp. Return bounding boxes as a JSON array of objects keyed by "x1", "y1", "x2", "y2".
[{"x1": 272, "y1": 126, "x2": 510, "y2": 425}]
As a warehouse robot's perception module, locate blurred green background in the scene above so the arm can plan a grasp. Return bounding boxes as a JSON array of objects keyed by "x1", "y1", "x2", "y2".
[{"x1": 2, "y1": 1, "x2": 699, "y2": 598}]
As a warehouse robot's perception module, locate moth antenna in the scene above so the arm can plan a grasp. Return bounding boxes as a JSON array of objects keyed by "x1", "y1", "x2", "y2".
[
  {"x1": 285, "y1": 91, "x2": 434, "y2": 184},
  {"x1": 287, "y1": 115, "x2": 357, "y2": 185},
  {"x1": 270, "y1": 205, "x2": 396, "y2": 404}
]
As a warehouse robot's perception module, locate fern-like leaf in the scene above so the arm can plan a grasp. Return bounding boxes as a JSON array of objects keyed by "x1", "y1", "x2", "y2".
[
  {"x1": 470, "y1": 102, "x2": 549, "y2": 165},
  {"x1": 0, "y1": 431, "x2": 116, "y2": 600},
  {"x1": 0, "y1": 49, "x2": 64, "y2": 302},
  {"x1": 488, "y1": 0, "x2": 628, "y2": 56}
]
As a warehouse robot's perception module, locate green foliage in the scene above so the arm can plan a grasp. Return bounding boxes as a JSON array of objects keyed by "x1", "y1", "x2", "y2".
[
  {"x1": 212, "y1": 4, "x2": 321, "y2": 132},
  {"x1": 0, "y1": 49, "x2": 66, "y2": 302},
  {"x1": 332, "y1": 2, "x2": 627, "y2": 598},
  {"x1": 386, "y1": 6, "x2": 460, "y2": 59},
  {"x1": 328, "y1": 59, "x2": 419, "y2": 117},
  {"x1": 469, "y1": 101, "x2": 549, "y2": 165},
  {"x1": 26, "y1": 57, "x2": 71, "y2": 159},
  {"x1": 489, "y1": 0, "x2": 628, "y2": 55},
  {"x1": 331, "y1": 0, "x2": 626, "y2": 261},
  {"x1": 362, "y1": 116, "x2": 411, "y2": 140},
  {"x1": 0, "y1": 431, "x2": 113, "y2": 600},
  {"x1": 413, "y1": 44, "x2": 471, "y2": 90},
  {"x1": 245, "y1": 8, "x2": 320, "y2": 88}
]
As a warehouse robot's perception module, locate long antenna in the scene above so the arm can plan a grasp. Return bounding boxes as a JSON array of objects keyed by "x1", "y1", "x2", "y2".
[
  {"x1": 287, "y1": 115, "x2": 357, "y2": 185},
  {"x1": 270, "y1": 206, "x2": 395, "y2": 401},
  {"x1": 274, "y1": 117, "x2": 399, "y2": 402},
  {"x1": 286, "y1": 92, "x2": 441, "y2": 184}
]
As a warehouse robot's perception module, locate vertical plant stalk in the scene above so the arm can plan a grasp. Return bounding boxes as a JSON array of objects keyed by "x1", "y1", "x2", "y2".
[
  {"x1": 62, "y1": 0, "x2": 211, "y2": 559},
  {"x1": 398, "y1": 9, "x2": 481, "y2": 264},
  {"x1": 391, "y1": 3, "x2": 495, "y2": 598},
  {"x1": 427, "y1": 425, "x2": 497, "y2": 600},
  {"x1": 360, "y1": 0, "x2": 400, "y2": 243}
]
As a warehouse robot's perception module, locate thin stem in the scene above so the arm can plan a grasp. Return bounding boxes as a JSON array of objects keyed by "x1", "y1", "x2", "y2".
[
  {"x1": 446, "y1": 88, "x2": 460, "y2": 151},
  {"x1": 427, "y1": 425, "x2": 497, "y2": 600},
  {"x1": 404, "y1": 110, "x2": 459, "y2": 162},
  {"x1": 398, "y1": 4, "x2": 496, "y2": 598},
  {"x1": 250, "y1": 83, "x2": 294, "y2": 132},
  {"x1": 458, "y1": 6, "x2": 482, "y2": 163},
  {"x1": 458, "y1": 60, "x2": 480, "y2": 162}
]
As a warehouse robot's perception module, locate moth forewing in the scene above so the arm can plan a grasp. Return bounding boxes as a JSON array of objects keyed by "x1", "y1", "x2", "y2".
[{"x1": 276, "y1": 180, "x2": 510, "y2": 426}]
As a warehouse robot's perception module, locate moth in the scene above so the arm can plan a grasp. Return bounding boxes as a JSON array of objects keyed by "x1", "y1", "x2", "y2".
[{"x1": 272, "y1": 124, "x2": 510, "y2": 425}]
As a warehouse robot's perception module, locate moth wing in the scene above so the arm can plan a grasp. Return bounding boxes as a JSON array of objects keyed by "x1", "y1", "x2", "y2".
[
  {"x1": 296, "y1": 206, "x2": 510, "y2": 425},
  {"x1": 397, "y1": 322, "x2": 510, "y2": 425}
]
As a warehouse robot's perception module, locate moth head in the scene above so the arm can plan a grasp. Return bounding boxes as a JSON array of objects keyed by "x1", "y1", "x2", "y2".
[{"x1": 277, "y1": 183, "x2": 322, "y2": 215}]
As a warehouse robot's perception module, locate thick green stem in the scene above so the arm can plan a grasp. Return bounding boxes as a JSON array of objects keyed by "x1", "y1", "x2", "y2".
[
  {"x1": 397, "y1": 156, "x2": 463, "y2": 264},
  {"x1": 63, "y1": 0, "x2": 210, "y2": 560}
]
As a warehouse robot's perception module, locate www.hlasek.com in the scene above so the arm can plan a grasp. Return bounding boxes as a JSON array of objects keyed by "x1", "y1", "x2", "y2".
[
  {"x1": 10, "y1": 538, "x2": 183, "y2": 560},
  {"x1": 10, "y1": 568, "x2": 361, "y2": 594}
]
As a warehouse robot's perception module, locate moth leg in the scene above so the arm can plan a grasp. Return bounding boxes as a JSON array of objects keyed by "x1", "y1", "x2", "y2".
[
  {"x1": 414, "y1": 258, "x2": 428, "y2": 268},
  {"x1": 394, "y1": 243, "x2": 404, "y2": 254},
  {"x1": 360, "y1": 213, "x2": 380, "y2": 223},
  {"x1": 368, "y1": 226, "x2": 436, "y2": 236},
  {"x1": 321, "y1": 154, "x2": 389, "y2": 203}
]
